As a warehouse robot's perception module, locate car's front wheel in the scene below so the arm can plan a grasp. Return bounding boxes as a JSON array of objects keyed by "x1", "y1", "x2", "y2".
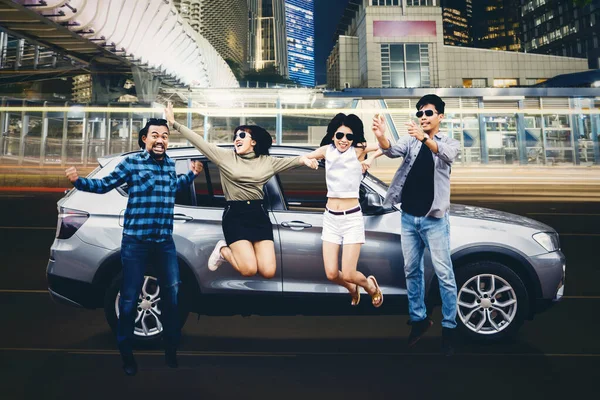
[
  {"x1": 455, "y1": 261, "x2": 529, "y2": 342},
  {"x1": 104, "y1": 273, "x2": 189, "y2": 346}
]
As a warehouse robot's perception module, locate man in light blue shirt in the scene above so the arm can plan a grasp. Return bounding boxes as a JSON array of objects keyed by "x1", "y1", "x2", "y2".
[{"x1": 373, "y1": 94, "x2": 460, "y2": 356}]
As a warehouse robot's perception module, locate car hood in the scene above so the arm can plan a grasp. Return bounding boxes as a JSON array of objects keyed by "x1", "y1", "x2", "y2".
[{"x1": 450, "y1": 204, "x2": 554, "y2": 231}]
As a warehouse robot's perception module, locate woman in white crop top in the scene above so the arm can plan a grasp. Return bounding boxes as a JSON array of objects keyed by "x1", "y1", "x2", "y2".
[{"x1": 305, "y1": 113, "x2": 385, "y2": 308}]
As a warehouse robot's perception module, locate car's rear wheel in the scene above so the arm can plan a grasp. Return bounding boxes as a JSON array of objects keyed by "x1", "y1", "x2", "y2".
[
  {"x1": 455, "y1": 261, "x2": 529, "y2": 342},
  {"x1": 104, "y1": 273, "x2": 189, "y2": 347}
]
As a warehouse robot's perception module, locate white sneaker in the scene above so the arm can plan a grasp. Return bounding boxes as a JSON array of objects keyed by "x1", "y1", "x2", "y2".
[{"x1": 208, "y1": 240, "x2": 227, "y2": 271}]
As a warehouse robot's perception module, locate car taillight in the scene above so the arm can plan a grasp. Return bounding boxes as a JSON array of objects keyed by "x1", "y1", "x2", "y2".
[{"x1": 56, "y1": 207, "x2": 89, "y2": 239}]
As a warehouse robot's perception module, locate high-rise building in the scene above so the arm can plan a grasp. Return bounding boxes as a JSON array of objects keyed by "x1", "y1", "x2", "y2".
[
  {"x1": 327, "y1": 0, "x2": 586, "y2": 90},
  {"x1": 173, "y1": 0, "x2": 202, "y2": 31},
  {"x1": 441, "y1": 0, "x2": 472, "y2": 46},
  {"x1": 174, "y1": 0, "x2": 249, "y2": 68},
  {"x1": 473, "y1": 0, "x2": 522, "y2": 51},
  {"x1": 284, "y1": 0, "x2": 315, "y2": 86},
  {"x1": 521, "y1": 0, "x2": 600, "y2": 69},
  {"x1": 250, "y1": 0, "x2": 289, "y2": 75}
]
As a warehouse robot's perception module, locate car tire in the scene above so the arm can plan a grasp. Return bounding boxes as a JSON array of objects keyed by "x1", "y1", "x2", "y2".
[
  {"x1": 455, "y1": 261, "x2": 529, "y2": 342},
  {"x1": 104, "y1": 272, "x2": 190, "y2": 347}
]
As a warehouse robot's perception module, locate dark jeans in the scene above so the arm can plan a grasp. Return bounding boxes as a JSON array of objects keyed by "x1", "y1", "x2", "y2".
[{"x1": 118, "y1": 235, "x2": 181, "y2": 350}]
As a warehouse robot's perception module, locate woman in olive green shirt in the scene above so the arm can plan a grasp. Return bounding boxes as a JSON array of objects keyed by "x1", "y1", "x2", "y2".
[{"x1": 165, "y1": 102, "x2": 318, "y2": 279}]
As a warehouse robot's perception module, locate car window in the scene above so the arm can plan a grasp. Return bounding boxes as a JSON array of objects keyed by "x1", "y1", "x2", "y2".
[
  {"x1": 188, "y1": 159, "x2": 226, "y2": 208},
  {"x1": 277, "y1": 164, "x2": 327, "y2": 212}
]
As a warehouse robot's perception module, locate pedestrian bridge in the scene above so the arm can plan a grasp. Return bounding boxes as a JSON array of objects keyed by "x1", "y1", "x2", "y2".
[
  {"x1": 0, "y1": 0, "x2": 238, "y2": 89},
  {"x1": 0, "y1": 87, "x2": 598, "y2": 168}
]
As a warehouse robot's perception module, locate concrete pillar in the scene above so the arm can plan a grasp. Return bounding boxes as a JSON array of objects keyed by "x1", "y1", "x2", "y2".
[
  {"x1": 82, "y1": 111, "x2": 88, "y2": 167},
  {"x1": 18, "y1": 100, "x2": 28, "y2": 165},
  {"x1": 39, "y1": 101, "x2": 48, "y2": 165},
  {"x1": 61, "y1": 102, "x2": 68, "y2": 167},
  {"x1": 516, "y1": 100, "x2": 527, "y2": 165},
  {"x1": 592, "y1": 113, "x2": 600, "y2": 165},
  {"x1": 0, "y1": 97, "x2": 6, "y2": 158},
  {"x1": 132, "y1": 65, "x2": 162, "y2": 104},
  {"x1": 478, "y1": 98, "x2": 488, "y2": 164},
  {"x1": 276, "y1": 97, "x2": 282, "y2": 144}
]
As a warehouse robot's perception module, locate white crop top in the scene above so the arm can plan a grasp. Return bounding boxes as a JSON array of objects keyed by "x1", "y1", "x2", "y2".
[{"x1": 325, "y1": 144, "x2": 362, "y2": 198}]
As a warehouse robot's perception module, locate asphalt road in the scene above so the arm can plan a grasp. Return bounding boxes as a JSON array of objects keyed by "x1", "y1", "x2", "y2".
[{"x1": 1, "y1": 192, "x2": 599, "y2": 400}]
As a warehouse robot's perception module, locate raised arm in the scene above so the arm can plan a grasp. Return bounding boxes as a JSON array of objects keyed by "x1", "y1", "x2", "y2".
[
  {"x1": 175, "y1": 161, "x2": 202, "y2": 192},
  {"x1": 360, "y1": 148, "x2": 384, "y2": 174},
  {"x1": 270, "y1": 154, "x2": 319, "y2": 175},
  {"x1": 67, "y1": 159, "x2": 129, "y2": 194},
  {"x1": 372, "y1": 114, "x2": 392, "y2": 150},
  {"x1": 164, "y1": 102, "x2": 230, "y2": 164},
  {"x1": 304, "y1": 145, "x2": 328, "y2": 160},
  {"x1": 372, "y1": 114, "x2": 408, "y2": 159}
]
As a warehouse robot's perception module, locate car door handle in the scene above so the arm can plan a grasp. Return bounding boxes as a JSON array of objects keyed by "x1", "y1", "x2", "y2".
[
  {"x1": 174, "y1": 213, "x2": 193, "y2": 221},
  {"x1": 281, "y1": 221, "x2": 312, "y2": 230}
]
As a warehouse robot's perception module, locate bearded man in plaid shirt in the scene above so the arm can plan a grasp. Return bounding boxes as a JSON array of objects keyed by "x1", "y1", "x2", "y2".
[{"x1": 66, "y1": 118, "x2": 202, "y2": 376}]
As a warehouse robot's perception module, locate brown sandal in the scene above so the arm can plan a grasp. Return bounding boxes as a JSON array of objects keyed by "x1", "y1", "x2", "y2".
[
  {"x1": 368, "y1": 275, "x2": 383, "y2": 308},
  {"x1": 350, "y1": 284, "x2": 361, "y2": 306}
]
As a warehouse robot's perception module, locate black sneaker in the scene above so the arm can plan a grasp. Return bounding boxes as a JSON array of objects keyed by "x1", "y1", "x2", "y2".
[
  {"x1": 407, "y1": 318, "x2": 433, "y2": 347},
  {"x1": 441, "y1": 327, "x2": 456, "y2": 356},
  {"x1": 165, "y1": 347, "x2": 178, "y2": 369},
  {"x1": 118, "y1": 342, "x2": 138, "y2": 376}
]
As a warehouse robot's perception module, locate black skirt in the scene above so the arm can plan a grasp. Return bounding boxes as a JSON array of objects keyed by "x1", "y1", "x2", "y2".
[{"x1": 222, "y1": 200, "x2": 274, "y2": 245}]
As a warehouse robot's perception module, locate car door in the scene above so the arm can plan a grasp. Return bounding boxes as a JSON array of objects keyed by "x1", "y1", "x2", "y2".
[
  {"x1": 271, "y1": 165, "x2": 407, "y2": 297},
  {"x1": 171, "y1": 157, "x2": 283, "y2": 294}
]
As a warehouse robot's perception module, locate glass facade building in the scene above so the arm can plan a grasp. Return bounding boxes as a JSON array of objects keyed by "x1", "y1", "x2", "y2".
[
  {"x1": 284, "y1": 0, "x2": 315, "y2": 87},
  {"x1": 521, "y1": 0, "x2": 600, "y2": 69}
]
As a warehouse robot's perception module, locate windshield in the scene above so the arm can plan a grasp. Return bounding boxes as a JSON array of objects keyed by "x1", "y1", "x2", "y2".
[{"x1": 362, "y1": 172, "x2": 389, "y2": 198}]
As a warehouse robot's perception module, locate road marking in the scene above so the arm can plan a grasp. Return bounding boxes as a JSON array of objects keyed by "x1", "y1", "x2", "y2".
[
  {"x1": 560, "y1": 233, "x2": 600, "y2": 236},
  {"x1": 0, "y1": 187, "x2": 67, "y2": 193},
  {"x1": 0, "y1": 290, "x2": 48, "y2": 294},
  {"x1": 0, "y1": 347, "x2": 599, "y2": 358},
  {"x1": 527, "y1": 213, "x2": 600, "y2": 216},
  {"x1": 0, "y1": 226, "x2": 55, "y2": 230},
  {"x1": 1, "y1": 290, "x2": 599, "y2": 299}
]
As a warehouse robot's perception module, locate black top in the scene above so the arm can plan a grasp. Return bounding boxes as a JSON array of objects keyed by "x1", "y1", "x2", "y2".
[{"x1": 401, "y1": 142, "x2": 434, "y2": 217}]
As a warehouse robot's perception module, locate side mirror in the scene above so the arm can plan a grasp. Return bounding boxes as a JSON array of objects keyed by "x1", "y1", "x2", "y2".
[{"x1": 362, "y1": 192, "x2": 386, "y2": 215}]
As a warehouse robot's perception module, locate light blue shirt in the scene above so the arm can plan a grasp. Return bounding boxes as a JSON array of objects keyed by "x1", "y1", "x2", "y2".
[{"x1": 381, "y1": 133, "x2": 460, "y2": 218}]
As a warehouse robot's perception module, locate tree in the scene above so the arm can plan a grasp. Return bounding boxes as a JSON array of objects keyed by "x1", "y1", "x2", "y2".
[{"x1": 573, "y1": 0, "x2": 592, "y2": 6}]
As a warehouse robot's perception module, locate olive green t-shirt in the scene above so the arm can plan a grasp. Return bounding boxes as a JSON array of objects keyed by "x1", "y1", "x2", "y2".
[{"x1": 173, "y1": 122, "x2": 302, "y2": 201}]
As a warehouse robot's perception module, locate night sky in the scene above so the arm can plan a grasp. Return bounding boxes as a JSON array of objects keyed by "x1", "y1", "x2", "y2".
[{"x1": 314, "y1": 0, "x2": 349, "y2": 85}]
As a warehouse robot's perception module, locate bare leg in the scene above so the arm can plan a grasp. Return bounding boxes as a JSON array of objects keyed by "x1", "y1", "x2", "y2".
[
  {"x1": 340, "y1": 243, "x2": 377, "y2": 296},
  {"x1": 254, "y1": 240, "x2": 277, "y2": 279},
  {"x1": 221, "y1": 240, "x2": 258, "y2": 277},
  {"x1": 322, "y1": 241, "x2": 354, "y2": 292}
]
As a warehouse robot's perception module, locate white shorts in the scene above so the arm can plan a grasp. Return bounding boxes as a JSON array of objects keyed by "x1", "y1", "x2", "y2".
[{"x1": 321, "y1": 208, "x2": 365, "y2": 245}]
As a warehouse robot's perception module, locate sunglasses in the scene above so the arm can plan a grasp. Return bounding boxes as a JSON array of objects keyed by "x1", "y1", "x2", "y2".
[
  {"x1": 335, "y1": 132, "x2": 355, "y2": 141},
  {"x1": 234, "y1": 131, "x2": 251, "y2": 140},
  {"x1": 416, "y1": 110, "x2": 437, "y2": 118}
]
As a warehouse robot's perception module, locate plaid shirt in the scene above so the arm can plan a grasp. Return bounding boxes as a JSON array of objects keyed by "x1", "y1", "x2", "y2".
[{"x1": 74, "y1": 151, "x2": 195, "y2": 242}]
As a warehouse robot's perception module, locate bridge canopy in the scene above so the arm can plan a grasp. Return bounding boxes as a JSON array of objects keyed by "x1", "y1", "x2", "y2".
[{"x1": 7, "y1": 0, "x2": 239, "y2": 88}]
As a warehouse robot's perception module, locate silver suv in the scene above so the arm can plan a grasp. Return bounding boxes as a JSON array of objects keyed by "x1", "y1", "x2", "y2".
[{"x1": 47, "y1": 146, "x2": 565, "y2": 344}]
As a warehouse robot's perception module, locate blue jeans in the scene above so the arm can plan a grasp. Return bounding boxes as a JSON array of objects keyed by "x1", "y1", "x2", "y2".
[
  {"x1": 118, "y1": 235, "x2": 181, "y2": 349},
  {"x1": 401, "y1": 212, "x2": 457, "y2": 329}
]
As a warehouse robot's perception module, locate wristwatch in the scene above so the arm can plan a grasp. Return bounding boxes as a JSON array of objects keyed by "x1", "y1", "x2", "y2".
[{"x1": 420, "y1": 136, "x2": 428, "y2": 144}]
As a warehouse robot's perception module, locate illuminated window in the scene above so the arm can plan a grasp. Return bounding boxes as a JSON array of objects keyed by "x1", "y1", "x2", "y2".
[
  {"x1": 381, "y1": 44, "x2": 430, "y2": 88},
  {"x1": 463, "y1": 78, "x2": 487, "y2": 88},
  {"x1": 493, "y1": 79, "x2": 518, "y2": 88}
]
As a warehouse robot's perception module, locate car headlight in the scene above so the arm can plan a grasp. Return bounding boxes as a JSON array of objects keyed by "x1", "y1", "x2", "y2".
[{"x1": 532, "y1": 232, "x2": 560, "y2": 252}]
